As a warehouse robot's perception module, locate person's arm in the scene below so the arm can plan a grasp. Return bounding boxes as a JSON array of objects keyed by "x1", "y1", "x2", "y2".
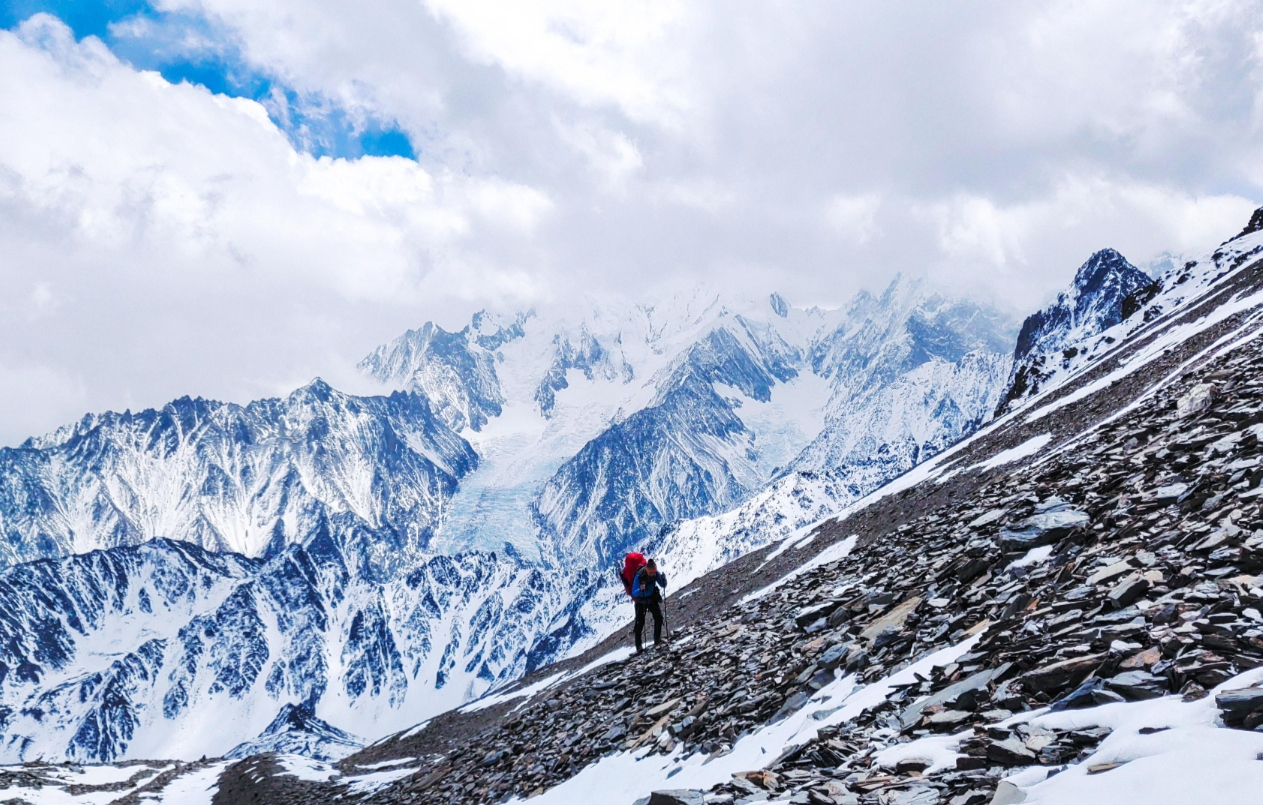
[{"x1": 657, "y1": 572, "x2": 668, "y2": 590}]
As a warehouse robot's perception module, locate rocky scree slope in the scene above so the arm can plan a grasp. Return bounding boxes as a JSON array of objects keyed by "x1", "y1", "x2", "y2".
[{"x1": 190, "y1": 218, "x2": 1263, "y2": 804}]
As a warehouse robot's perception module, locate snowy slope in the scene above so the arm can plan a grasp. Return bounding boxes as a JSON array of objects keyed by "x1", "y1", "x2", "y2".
[{"x1": 641, "y1": 279, "x2": 1015, "y2": 590}]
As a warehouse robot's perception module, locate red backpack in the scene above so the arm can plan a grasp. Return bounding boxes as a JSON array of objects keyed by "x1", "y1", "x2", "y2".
[{"x1": 619, "y1": 552, "x2": 647, "y2": 597}]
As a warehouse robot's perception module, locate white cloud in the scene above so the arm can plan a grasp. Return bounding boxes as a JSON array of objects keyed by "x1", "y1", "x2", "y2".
[
  {"x1": 2, "y1": 1, "x2": 1263, "y2": 444},
  {"x1": 554, "y1": 118, "x2": 644, "y2": 190},
  {"x1": 824, "y1": 194, "x2": 881, "y2": 244},
  {"x1": 914, "y1": 175, "x2": 1259, "y2": 309},
  {"x1": 422, "y1": 0, "x2": 696, "y2": 126},
  {"x1": 0, "y1": 15, "x2": 553, "y2": 443}
]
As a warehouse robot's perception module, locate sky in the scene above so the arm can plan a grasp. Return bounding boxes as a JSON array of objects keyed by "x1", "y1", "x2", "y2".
[{"x1": 1, "y1": 0, "x2": 1262, "y2": 446}]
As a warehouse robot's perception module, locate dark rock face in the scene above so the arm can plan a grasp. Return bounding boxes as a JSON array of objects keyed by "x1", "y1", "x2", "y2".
[
  {"x1": 226, "y1": 702, "x2": 363, "y2": 761},
  {"x1": 1013, "y1": 249, "x2": 1150, "y2": 363},
  {"x1": 1233, "y1": 207, "x2": 1263, "y2": 241},
  {"x1": 996, "y1": 249, "x2": 1152, "y2": 417},
  {"x1": 770, "y1": 292, "x2": 790, "y2": 318}
]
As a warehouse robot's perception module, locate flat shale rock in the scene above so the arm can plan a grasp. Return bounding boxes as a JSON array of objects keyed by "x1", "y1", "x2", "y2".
[{"x1": 644, "y1": 790, "x2": 706, "y2": 805}]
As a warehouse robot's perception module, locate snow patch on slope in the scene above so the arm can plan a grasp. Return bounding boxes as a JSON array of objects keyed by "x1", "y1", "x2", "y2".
[{"x1": 512, "y1": 636, "x2": 979, "y2": 805}]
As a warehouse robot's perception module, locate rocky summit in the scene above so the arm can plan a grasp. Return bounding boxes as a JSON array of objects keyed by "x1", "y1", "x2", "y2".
[{"x1": 3, "y1": 211, "x2": 1263, "y2": 804}]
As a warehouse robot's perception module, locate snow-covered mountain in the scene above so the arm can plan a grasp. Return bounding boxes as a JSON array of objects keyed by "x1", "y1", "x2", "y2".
[
  {"x1": 8, "y1": 208, "x2": 1263, "y2": 804},
  {"x1": 648, "y1": 283, "x2": 1014, "y2": 589},
  {"x1": 157, "y1": 205, "x2": 1263, "y2": 805},
  {"x1": 0, "y1": 279, "x2": 1019, "y2": 764},
  {"x1": 0, "y1": 535, "x2": 574, "y2": 763},
  {"x1": 365, "y1": 281, "x2": 1015, "y2": 575},
  {"x1": 994, "y1": 248, "x2": 1155, "y2": 417},
  {"x1": 360, "y1": 289, "x2": 836, "y2": 565},
  {"x1": 0, "y1": 381, "x2": 476, "y2": 567}
]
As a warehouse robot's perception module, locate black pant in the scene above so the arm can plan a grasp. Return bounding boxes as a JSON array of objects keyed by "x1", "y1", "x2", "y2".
[{"x1": 634, "y1": 598, "x2": 662, "y2": 651}]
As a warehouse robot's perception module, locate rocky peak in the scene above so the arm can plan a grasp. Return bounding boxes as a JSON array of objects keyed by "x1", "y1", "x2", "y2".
[
  {"x1": 1232, "y1": 206, "x2": 1263, "y2": 241},
  {"x1": 995, "y1": 249, "x2": 1153, "y2": 417},
  {"x1": 769, "y1": 292, "x2": 789, "y2": 317},
  {"x1": 226, "y1": 702, "x2": 363, "y2": 762},
  {"x1": 1015, "y1": 248, "x2": 1150, "y2": 362},
  {"x1": 359, "y1": 319, "x2": 506, "y2": 432}
]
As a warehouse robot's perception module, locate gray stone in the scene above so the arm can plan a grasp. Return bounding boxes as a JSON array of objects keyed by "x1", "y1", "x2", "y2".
[
  {"x1": 1104, "y1": 671, "x2": 1166, "y2": 701},
  {"x1": 1217, "y1": 686, "x2": 1263, "y2": 726},
  {"x1": 989, "y1": 781, "x2": 1027, "y2": 805},
  {"x1": 648, "y1": 791, "x2": 705, "y2": 805},
  {"x1": 899, "y1": 664, "x2": 1011, "y2": 728},
  {"x1": 1107, "y1": 577, "x2": 1150, "y2": 609},
  {"x1": 986, "y1": 738, "x2": 1037, "y2": 766},
  {"x1": 818, "y1": 642, "x2": 851, "y2": 670}
]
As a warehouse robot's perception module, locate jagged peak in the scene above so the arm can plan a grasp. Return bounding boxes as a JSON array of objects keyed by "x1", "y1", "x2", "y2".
[
  {"x1": 1069, "y1": 248, "x2": 1146, "y2": 298},
  {"x1": 769, "y1": 292, "x2": 789, "y2": 317},
  {"x1": 1231, "y1": 206, "x2": 1263, "y2": 242},
  {"x1": 289, "y1": 377, "x2": 340, "y2": 403}
]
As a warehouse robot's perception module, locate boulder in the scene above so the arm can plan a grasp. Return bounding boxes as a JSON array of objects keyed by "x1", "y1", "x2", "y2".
[
  {"x1": 860, "y1": 597, "x2": 923, "y2": 645},
  {"x1": 1177, "y1": 384, "x2": 1215, "y2": 417},
  {"x1": 986, "y1": 738, "x2": 1036, "y2": 766},
  {"x1": 1104, "y1": 671, "x2": 1167, "y2": 701},
  {"x1": 1216, "y1": 686, "x2": 1263, "y2": 727}
]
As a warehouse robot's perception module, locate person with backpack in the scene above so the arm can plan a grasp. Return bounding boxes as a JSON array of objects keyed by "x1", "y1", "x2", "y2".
[{"x1": 623, "y1": 556, "x2": 668, "y2": 653}]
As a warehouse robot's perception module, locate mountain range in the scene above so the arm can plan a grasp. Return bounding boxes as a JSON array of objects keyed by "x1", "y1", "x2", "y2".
[{"x1": 0, "y1": 228, "x2": 1204, "y2": 766}]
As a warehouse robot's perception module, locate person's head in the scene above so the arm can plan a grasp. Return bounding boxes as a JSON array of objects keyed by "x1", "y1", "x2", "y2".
[{"x1": 644, "y1": 559, "x2": 657, "y2": 576}]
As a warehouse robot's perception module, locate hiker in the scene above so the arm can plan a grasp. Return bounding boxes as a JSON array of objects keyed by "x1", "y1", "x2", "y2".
[{"x1": 630, "y1": 559, "x2": 668, "y2": 653}]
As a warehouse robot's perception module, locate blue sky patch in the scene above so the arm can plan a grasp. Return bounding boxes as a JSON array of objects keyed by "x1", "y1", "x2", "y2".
[{"x1": 2, "y1": 0, "x2": 417, "y2": 160}]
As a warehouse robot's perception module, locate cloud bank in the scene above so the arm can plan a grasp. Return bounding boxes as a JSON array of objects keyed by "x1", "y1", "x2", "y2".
[{"x1": 0, "y1": 0, "x2": 1260, "y2": 444}]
